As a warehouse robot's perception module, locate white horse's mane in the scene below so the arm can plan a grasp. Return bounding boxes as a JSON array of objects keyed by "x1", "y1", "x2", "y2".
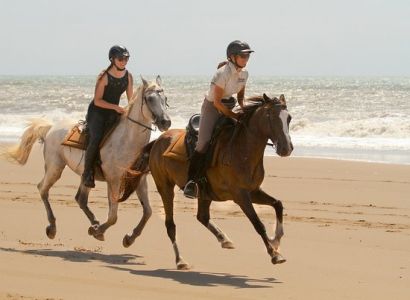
[{"x1": 126, "y1": 80, "x2": 158, "y2": 113}]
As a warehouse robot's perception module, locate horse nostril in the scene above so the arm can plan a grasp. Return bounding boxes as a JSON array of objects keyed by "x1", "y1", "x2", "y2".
[{"x1": 161, "y1": 119, "x2": 171, "y2": 128}]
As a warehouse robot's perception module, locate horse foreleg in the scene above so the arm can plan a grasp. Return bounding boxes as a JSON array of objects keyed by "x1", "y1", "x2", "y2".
[
  {"x1": 123, "y1": 175, "x2": 152, "y2": 247},
  {"x1": 37, "y1": 163, "x2": 65, "y2": 239},
  {"x1": 196, "y1": 197, "x2": 234, "y2": 249},
  {"x1": 234, "y1": 189, "x2": 286, "y2": 265},
  {"x1": 250, "y1": 189, "x2": 284, "y2": 252},
  {"x1": 75, "y1": 185, "x2": 99, "y2": 226},
  {"x1": 88, "y1": 186, "x2": 118, "y2": 241}
]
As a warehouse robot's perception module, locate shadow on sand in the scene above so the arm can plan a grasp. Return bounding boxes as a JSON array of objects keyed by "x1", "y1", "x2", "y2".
[
  {"x1": 0, "y1": 247, "x2": 143, "y2": 265},
  {"x1": 1, "y1": 247, "x2": 281, "y2": 288},
  {"x1": 109, "y1": 265, "x2": 282, "y2": 288}
]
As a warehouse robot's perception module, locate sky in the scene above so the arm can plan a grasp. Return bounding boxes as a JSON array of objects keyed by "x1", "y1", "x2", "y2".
[{"x1": 0, "y1": 0, "x2": 409, "y2": 76}]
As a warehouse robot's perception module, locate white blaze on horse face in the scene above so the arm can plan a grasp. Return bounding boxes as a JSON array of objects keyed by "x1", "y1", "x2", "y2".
[
  {"x1": 279, "y1": 110, "x2": 289, "y2": 133},
  {"x1": 279, "y1": 110, "x2": 292, "y2": 149}
]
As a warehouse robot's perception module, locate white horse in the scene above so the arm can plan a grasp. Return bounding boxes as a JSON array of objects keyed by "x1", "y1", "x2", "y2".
[{"x1": 5, "y1": 76, "x2": 171, "y2": 243}]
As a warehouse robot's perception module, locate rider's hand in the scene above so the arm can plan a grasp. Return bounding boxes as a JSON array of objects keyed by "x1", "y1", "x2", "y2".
[{"x1": 115, "y1": 106, "x2": 126, "y2": 114}]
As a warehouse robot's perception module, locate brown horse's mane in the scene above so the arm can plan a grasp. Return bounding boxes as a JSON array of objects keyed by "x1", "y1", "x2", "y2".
[{"x1": 237, "y1": 94, "x2": 284, "y2": 126}]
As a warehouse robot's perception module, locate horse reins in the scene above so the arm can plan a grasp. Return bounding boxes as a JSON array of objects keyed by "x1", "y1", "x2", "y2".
[
  {"x1": 126, "y1": 115, "x2": 155, "y2": 131},
  {"x1": 126, "y1": 87, "x2": 167, "y2": 132}
]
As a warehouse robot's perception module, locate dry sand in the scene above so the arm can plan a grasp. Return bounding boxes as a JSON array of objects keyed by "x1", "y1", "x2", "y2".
[{"x1": 0, "y1": 143, "x2": 409, "y2": 300}]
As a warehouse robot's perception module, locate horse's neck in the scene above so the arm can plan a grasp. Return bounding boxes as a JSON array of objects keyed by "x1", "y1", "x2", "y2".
[
  {"x1": 106, "y1": 91, "x2": 151, "y2": 152},
  {"x1": 232, "y1": 113, "x2": 269, "y2": 164}
]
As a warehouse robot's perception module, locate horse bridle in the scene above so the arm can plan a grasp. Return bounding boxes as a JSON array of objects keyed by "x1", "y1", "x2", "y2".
[
  {"x1": 126, "y1": 87, "x2": 168, "y2": 131},
  {"x1": 265, "y1": 99, "x2": 287, "y2": 148}
]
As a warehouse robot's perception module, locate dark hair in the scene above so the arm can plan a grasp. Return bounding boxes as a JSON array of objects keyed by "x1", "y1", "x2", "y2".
[
  {"x1": 217, "y1": 61, "x2": 228, "y2": 69},
  {"x1": 97, "y1": 62, "x2": 113, "y2": 81}
]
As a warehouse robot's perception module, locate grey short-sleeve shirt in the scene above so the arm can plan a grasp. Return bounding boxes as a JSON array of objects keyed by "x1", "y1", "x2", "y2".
[{"x1": 205, "y1": 61, "x2": 248, "y2": 102}]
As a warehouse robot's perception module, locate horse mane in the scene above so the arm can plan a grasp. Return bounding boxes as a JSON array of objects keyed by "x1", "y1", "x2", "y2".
[
  {"x1": 230, "y1": 94, "x2": 286, "y2": 135},
  {"x1": 240, "y1": 95, "x2": 265, "y2": 115},
  {"x1": 238, "y1": 94, "x2": 286, "y2": 121}
]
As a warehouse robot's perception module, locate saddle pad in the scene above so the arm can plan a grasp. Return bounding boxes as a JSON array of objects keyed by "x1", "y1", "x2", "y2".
[
  {"x1": 163, "y1": 132, "x2": 188, "y2": 162},
  {"x1": 61, "y1": 122, "x2": 118, "y2": 150},
  {"x1": 61, "y1": 124, "x2": 87, "y2": 150}
]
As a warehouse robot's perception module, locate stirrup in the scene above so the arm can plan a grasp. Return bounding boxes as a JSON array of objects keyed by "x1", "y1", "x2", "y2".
[{"x1": 183, "y1": 180, "x2": 198, "y2": 199}]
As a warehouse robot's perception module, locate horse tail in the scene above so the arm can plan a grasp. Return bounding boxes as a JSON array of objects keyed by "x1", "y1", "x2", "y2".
[
  {"x1": 118, "y1": 140, "x2": 156, "y2": 202},
  {"x1": 3, "y1": 118, "x2": 52, "y2": 165}
]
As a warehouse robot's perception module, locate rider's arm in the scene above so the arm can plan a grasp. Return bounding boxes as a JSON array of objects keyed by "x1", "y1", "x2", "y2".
[
  {"x1": 213, "y1": 85, "x2": 239, "y2": 120},
  {"x1": 237, "y1": 86, "x2": 245, "y2": 109},
  {"x1": 126, "y1": 72, "x2": 134, "y2": 102},
  {"x1": 93, "y1": 74, "x2": 125, "y2": 114}
]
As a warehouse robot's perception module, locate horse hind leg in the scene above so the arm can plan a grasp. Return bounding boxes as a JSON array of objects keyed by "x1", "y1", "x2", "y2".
[
  {"x1": 75, "y1": 185, "x2": 99, "y2": 226},
  {"x1": 123, "y1": 175, "x2": 152, "y2": 248},
  {"x1": 196, "y1": 196, "x2": 234, "y2": 249},
  {"x1": 37, "y1": 162, "x2": 65, "y2": 239}
]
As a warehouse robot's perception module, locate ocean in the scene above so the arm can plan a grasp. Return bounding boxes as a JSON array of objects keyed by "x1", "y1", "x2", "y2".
[{"x1": 1, "y1": 75, "x2": 409, "y2": 165}]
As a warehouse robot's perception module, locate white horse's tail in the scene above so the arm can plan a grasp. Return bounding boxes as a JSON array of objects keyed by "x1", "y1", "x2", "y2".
[{"x1": 4, "y1": 118, "x2": 53, "y2": 165}]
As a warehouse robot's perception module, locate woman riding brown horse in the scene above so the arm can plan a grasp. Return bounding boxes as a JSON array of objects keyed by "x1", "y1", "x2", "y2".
[{"x1": 120, "y1": 93, "x2": 293, "y2": 270}]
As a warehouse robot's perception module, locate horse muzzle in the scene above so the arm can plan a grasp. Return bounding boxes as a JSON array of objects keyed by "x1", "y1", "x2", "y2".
[
  {"x1": 155, "y1": 117, "x2": 171, "y2": 132},
  {"x1": 276, "y1": 139, "x2": 294, "y2": 157}
]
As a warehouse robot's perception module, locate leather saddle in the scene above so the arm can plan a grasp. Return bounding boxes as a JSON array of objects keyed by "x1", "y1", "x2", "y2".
[
  {"x1": 163, "y1": 114, "x2": 235, "y2": 164},
  {"x1": 61, "y1": 120, "x2": 119, "y2": 151},
  {"x1": 163, "y1": 114, "x2": 200, "y2": 161}
]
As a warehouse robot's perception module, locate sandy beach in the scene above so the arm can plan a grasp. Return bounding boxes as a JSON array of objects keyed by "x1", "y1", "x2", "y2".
[{"x1": 0, "y1": 143, "x2": 409, "y2": 300}]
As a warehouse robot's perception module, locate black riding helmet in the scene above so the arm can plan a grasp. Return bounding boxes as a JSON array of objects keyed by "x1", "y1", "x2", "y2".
[
  {"x1": 109, "y1": 45, "x2": 130, "y2": 61},
  {"x1": 226, "y1": 40, "x2": 254, "y2": 58}
]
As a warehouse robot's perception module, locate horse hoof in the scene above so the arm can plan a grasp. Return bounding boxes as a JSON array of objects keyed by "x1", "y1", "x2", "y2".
[
  {"x1": 122, "y1": 235, "x2": 134, "y2": 248},
  {"x1": 177, "y1": 262, "x2": 190, "y2": 270},
  {"x1": 88, "y1": 224, "x2": 99, "y2": 236},
  {"x1": 271, "y1": 254, "x2": 286, "y2": 265},
  {"x1": 93, "y1": 233, "x2": 105, "y2": 241},
  {"x1": 46, "y1": 225, "x2": 56, "y2": 239},
  {"x1": 221, "y1": 240, "x2": 235, "y2": 249}
]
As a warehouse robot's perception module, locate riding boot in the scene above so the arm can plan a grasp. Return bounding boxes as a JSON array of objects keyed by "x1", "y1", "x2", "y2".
[
  {"x1": 82, "y1": 143, "x2": 99, "y2": 188},
  {"x1": 183, "y1": 150, "x2": 206, "y2": 199}
]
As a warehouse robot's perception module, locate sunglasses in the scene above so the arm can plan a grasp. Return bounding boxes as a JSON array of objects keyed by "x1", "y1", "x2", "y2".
[
  {"x1": 238, "y1": 53, "x2": 250, "y2": 59},
  {"x1": 116, "y1": 56, "x2": 129, "y2": 62}
]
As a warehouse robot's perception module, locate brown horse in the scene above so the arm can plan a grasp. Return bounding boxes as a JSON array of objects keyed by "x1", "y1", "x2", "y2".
[{"x1": 120, "y1": 93, "x2": 293, "y2": 269}]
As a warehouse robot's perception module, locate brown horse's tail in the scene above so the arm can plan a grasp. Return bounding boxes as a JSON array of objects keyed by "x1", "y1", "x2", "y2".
[
  {"x1": 118, "y1": 140, "x2": 156, "y2": 202},
  {"x1": 2, "y1": 118, "x2": 52, "y2": 165}
]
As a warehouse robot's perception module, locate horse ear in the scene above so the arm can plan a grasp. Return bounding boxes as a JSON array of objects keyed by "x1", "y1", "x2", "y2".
[
  {"x1": 156, "y1": 75, "x2": 162, "y2": 86},
  {"x1": 140, "y1": 75, "x2": 149, "y2": 87},
  {"x1": 279, "y1": 94, "x2": 286, "y2": 104},
  {"x1": 263, "y1": 93, "x2": 270, "y2": 102}
]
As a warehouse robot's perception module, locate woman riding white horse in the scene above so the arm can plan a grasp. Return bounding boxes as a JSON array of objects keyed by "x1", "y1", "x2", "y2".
[{"x1": 6, "y1": 75, "x2": 171, "y2": 242}]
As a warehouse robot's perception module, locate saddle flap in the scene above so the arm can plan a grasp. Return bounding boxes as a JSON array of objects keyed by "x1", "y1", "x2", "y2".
[
  {"x1": 61, "y1": 124, "x2": 88, "y2": 150},
  {"x1": 163, "y1": 132, "x2": 188, "y2": 161}
]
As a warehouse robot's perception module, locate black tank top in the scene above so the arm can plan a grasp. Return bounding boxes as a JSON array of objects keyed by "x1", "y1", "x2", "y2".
[{"x1": 88, "y1": 70, "x2": 129, "y2": 116}]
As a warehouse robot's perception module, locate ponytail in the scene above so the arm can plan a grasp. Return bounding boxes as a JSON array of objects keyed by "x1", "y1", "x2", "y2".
[
  {"x1": 97, "y1": 62, "x2": 113, "y2": 81},
  {"x1": 217, "y1": 61, "x2": 228, "y2": 69}
]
